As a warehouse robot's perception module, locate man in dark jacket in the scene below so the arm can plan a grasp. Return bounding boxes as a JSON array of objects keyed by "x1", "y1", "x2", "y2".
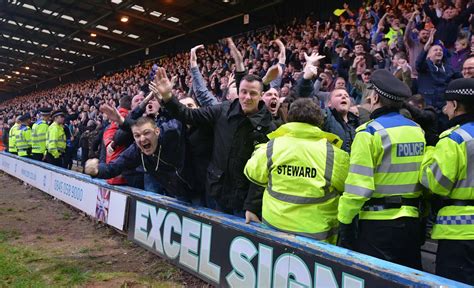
[
  {"x1": 153, "y1": 67, "x2": 276, "y2": 217},
  {"x1": 85, "y1": 116, "x2": 191, "y2": 199}
]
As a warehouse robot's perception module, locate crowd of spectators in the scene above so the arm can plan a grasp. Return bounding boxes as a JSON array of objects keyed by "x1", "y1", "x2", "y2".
[{"x1": 1, "y1": 0, "x2": 474, "y2": 283}]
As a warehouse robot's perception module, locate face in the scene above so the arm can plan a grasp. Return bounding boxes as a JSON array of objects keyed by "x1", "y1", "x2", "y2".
[
  {"x1": 262, "y1": 88, "x2": 280, "y2": 116},
  {"x1": 280, "y1": 86, "x2": 289, "y2": 97},
  {"x1": 462, "y1": 58, "x2": 474, "y2": 78},
  {"x1": 428, "y1": 45, "x2": 444, "y2": 62},
  {"x1": 443, "y1": 8, "x2": 455, "y2": 20},
  {"x1": 354, "y1": 44, "x2": 364, "y2": 54},
  {"x1": 455, "y1": 39, "x2": 467, "y2": 52},
  {"x1": 180, "y1": 98, "x2": 198, "y2": 109},
  {"x1": 442, "y1": 100, "x2": 457, "y2": 120},
  {"x1": 334, "y1": 78, "x2": 346, "y2": 89},
  {"x1": 132, "y1": 122, "x2": 160, "y2": 156},
  {"x1": 56, "y1": 115, "x2": 65, "y2": 125},
  {"x1": 131, "y1": 93, "x2": 145, "y2": 110},
  {"x1": 146, "y1": 99, "x2": 160, "y2": 116},
  {"x1": 362, "y1": 72, "x2": 371, "y2": 83},
  {"x1": 328, "y1": 89, "x2": 350, "y2": 114},
  {"x1": 419, "y1": 30, "x2": 430, "y2": 43},
  {"x1": 238, "y1": 79, "x2": 262, "y2": 115}
]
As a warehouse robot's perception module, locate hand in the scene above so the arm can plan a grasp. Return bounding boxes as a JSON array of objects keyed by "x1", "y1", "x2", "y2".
[
  {"x1": 226, "y1": 73, "x2": 235, "y2": 89},
  {"x1": 337, "y1": 222, "x2": 357, "y2": 250},
  {"x1": 190, "y1": 44, "x2": 204, "y2": 66},
  {"x1": 304, "y1": 52, "x2": 325, "y2": 65},
  {"x1": 153, "y1": 67, "x2": 173, "y2": 102},
  {"x1": 85, "y1": 158, "x2": 99, "y2": 177},
  {"x1": 106, "y1": 142, "x2": 114, "y2": 155},
  {"x1": 99, "y1": 104, "x2": 124, "y2": 125},
  {"x1": 398, "y1": 58, "x2": 409, "y2": 72},
  {"x1": 303, "y1": 63, "x2": 318, "y2": 80},
  {"x1": 343, "y1": 2, "x2": 349, "y2": 9},
  {"x1": 339, "y1": 48, "x2": 349, "y2": 57},
  {"x1": 245, "y1": 211, "x2": 261, "y2": 224},
  {"x1": 262, "y1": 65, "x2": 282, "y2": 85}
]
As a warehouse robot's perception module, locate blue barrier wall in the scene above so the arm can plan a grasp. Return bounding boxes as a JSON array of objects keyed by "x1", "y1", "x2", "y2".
[{"x1": 0, "y1": 152, "x2": 469, "y2": 288}]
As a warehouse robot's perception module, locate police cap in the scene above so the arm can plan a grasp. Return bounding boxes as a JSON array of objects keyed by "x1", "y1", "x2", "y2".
[
  {"x1": 444, "y1": 78, "x2": 474, "y2": 103},
  {"x1": 18, "y1": 113, "x2": 31, "y2": 122},
  {"x1": 39, "y1": 107, "x2": 53, "y2": 115},
  {"x1": 51, "y1": 110, "x2": 65, "y2": 119},
  {"x1": 368, "y1": 69, "x2": 412, "y2": 102}
]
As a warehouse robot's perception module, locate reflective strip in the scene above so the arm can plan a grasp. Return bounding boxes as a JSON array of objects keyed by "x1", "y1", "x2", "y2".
[
  {"x1": 454, "y1": 140, "x2": 474, "y2": 189},
  {"x1": 266, "y1": 139, "x2": 338, "y2": 204},
  {"x1": 429, "y1": 162, "x2": 454, "y2": 190},
  {"x1": 268, "y1": 189, "x2": 338, "y2": 204},
  {"x1": 376, "y1": 183, "x2": 422, "y2": 194},
  {"x1": 48, "y1": 140, "x2": 65, "y2": 143},
  {"x1": 362, "y1": 205, "x2": 385, "y2": 211},
  {"x1": 262, "y1": 218, "x2": 338, "y2": 240},
  {"x1": 349, "y1": 164, "x2": 373, "y2": 177},
  {"x1": 436, "y1": 215, "x2": 474, "y2": 225},
  {"x1": 345, "y1": 184, "x2": 374, "y2": 197},
  {"x1": 369, "y1": 121, "x2": 422, "y2": 174},
  {"x1": 31, "y1": 140, "x2": 46, "y2": 143},
  {"x1": 33, "y1": 133, "x2": 47, "y2": 137},
  {"x1": 266, "y1": 139, "x2": 275, "y2": 193},
  {"x1": 455, "y1": 128, "x2": 473, "y2": 142}
]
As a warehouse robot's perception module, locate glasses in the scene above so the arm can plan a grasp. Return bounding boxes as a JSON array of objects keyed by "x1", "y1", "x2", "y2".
[{"x1": 363, "y1": 72, "x2": 371, "y2": 76}]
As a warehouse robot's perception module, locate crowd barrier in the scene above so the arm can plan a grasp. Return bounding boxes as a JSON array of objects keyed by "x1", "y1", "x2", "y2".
[{"x1": 0, "y1": 151, "x2": 469, "y2": 287}]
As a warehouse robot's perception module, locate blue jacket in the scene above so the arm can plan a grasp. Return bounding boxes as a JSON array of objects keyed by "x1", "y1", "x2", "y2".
[
  {"x1": 97, "y1": 117, "x2": 190, "y2": 196},
  {"x1": 416, "y1": 50, "x2": 460, "y2": 110}
]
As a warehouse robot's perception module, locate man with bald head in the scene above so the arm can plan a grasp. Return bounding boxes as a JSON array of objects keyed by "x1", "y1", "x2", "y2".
[{"x1": 462, "y1": 57, "x2": 474, "y2": 78}]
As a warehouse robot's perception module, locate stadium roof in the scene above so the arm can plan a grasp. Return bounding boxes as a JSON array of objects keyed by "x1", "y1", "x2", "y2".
[{"x1": 0, "y1": 0, "x2": 281, "y2": 95}]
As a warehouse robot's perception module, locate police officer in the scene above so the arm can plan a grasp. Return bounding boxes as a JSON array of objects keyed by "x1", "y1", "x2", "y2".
[
  {"x1": 31, "y1": 108, "x2": 52, "y2": 161},
  {"x1": 8, "y1": 116, "x2": 21, "y2": 155},
  {"x1": 16, "y1": 113, "x2": 32, "y2": 158},
  {"x1": 338, "y1": 69, "x2": 426, "y2": 269},
  {"x1": 46, "y1": 110, "x2": 66, "y2": 167},
  {"x1": 420, "y1": 78, "x2": 474, "y2": 285},
  {"x1": 244, "y1": 98, "x2": 349, "y2": 244}
]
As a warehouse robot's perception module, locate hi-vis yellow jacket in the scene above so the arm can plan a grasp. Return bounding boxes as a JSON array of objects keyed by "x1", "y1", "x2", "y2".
[
  {"x1": 338, "y1": 112, "x2": 426, "y2": 224},
  {"x1": 31, "y1": 119, "x2": 49, "y2": 154},
  {"x1": 46, "y1": 122, "x2": 66, "y2": 159},
  {"x1": 244, "y1": 122, "x2": 349, "y2": 244},
  {"x1": 420, "y1": 122, "x2": 474, "y2": 240},
  {"x1": 8, "y1": 123, "x2": 19, "y2": 153}
]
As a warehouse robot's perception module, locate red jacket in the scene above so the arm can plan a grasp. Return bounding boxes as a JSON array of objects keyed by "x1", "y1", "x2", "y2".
[{"x1": 103, "y1": 107, "x2": 129, "y2": 185}]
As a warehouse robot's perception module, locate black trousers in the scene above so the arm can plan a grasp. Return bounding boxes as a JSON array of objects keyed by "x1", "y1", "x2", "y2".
[
  {"x1": 436, "y1": 239, "x2": 474, "y2": 285},
  {"x1": 356, "y1": 217, "x2": 422, "y2": 270},
  {"x1": 45, "y1": 153, "x2": 63, "y2": 167},
  {"x1": 31, "y1": 153, "x2": 43, "y2": 161}
]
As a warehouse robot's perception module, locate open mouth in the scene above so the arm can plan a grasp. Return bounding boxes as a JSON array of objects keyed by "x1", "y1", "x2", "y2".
[{"x1": 142, "y1": 143, "x2": 152, "y2": 150}]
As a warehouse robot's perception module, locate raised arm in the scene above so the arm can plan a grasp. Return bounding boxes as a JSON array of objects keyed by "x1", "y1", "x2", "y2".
[{"x1": 189, "y1": 44, "x2": 219, "y2": 107}]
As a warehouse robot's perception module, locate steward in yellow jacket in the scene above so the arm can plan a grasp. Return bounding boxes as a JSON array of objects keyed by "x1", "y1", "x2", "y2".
[
  {"x1": 16, "y1": 113, "x2": 32, "y2": 157},
  {"x1": 420, "y1": 78, "x2": 474, "y2": 285},
  {"x1": 244, "y1": 98, "x2": 349, "y2": 244},
  {"x1": 337, "y1": 70, "x2": 425, "y2": 269},
  {"x1": 46, "y1": 110, "x2": 66, "y2": 167}
]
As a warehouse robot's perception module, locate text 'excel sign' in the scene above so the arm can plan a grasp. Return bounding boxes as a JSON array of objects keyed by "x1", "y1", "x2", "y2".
[{"x1": 127, "y1": 197, "x2": 406, "y2": 288}]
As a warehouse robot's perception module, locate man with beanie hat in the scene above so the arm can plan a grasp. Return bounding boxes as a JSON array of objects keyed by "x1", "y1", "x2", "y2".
[
  {"x1": 338, "y1": 69, "x2": 426, "y2": 269},
  {"x1": 31, "y1": 107, "x2": 52, "y2": 161},
  {"x1": 420, "y1": 78, "x2": 474, "y2": 285}
]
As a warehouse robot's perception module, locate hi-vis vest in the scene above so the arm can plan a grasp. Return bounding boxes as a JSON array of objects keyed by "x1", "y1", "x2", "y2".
[
  {"x1": 244, "y1": 122, "x2": 349, "y2": 243},
  {"x1": 8, "y1": 123, "x2": 19, "y2": 153},
  {"x1": 31, "y1": 120, "x2": 49, "y2": 154},
  {"x1": 16, "y1": 125, "x2": 32, "y2": 157},
  {"x1": 338, "y1": 112, "x2": 426, "y2": 224},
  {"x1": 421, "y1": 122, "x2": 474, "y2": 240},
  {"x1": 46, "y1": 122, "x2": 66, "y2": 159}
]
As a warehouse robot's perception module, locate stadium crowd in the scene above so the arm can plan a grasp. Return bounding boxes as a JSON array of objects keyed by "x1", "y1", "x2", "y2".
[{"x1": 1, "y1": 0, "x2": 474, "y2": 284}]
